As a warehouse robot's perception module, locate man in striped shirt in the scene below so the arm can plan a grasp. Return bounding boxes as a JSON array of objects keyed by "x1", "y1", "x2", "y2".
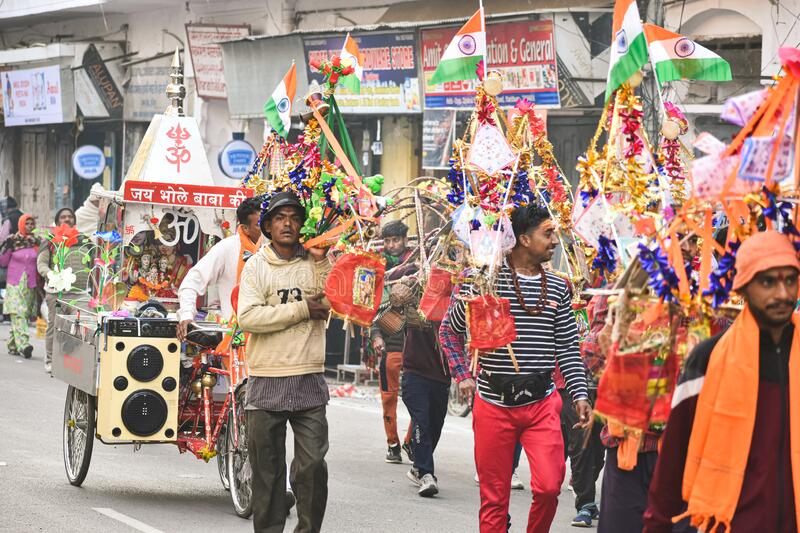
[{"x1": 442, "y1": 203, "x2": 591, "y2": 533}]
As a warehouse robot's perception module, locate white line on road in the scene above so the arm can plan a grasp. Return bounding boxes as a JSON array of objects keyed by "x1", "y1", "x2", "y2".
[{"x1": 93, "y1": 508, "x2": 165, "y2": 533}]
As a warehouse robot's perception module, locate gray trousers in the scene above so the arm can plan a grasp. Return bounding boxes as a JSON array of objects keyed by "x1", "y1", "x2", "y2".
[
  {"x1": 248, "y1": 406, "x2": 328, "y2": 533},
  {"x1": 44, "y1": 292, "x2": 57, "y2": 365}
]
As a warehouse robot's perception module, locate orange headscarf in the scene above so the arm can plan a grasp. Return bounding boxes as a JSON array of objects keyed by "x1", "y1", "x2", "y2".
[
  {"x1": 17, "y1": 214, "x2": 33, "y2": 236},
  {"x1": 236, "y1": 225, "x2": 261, "y2": 281}
]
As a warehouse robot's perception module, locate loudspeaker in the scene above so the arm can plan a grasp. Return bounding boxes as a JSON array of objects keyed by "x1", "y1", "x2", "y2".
[{"x1": 97, "y1": 336, "x2": 180, "y2": 442}]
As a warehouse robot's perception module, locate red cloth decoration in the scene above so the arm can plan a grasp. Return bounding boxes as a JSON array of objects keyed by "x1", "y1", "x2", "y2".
[
  {"x1": 466, "y1": 295, "x2": 517, "y2": 352},
  {"x1": 324, "y1": 251, "x2": 385, "y2": 327},
  {"x1": 418, "y1": 267, "x2": 454, "y2": 322}
]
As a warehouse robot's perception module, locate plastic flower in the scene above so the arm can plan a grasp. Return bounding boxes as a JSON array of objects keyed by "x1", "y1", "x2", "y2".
[
  {"x1": 94, "y1": 230, "x2": 122, "y2": 244},
  {"x1": 52, "y1": 224, "x2": 80, "y2": 247},
  {"x1": 47, "y1": 267, "x2": 77, "y2": 292}
]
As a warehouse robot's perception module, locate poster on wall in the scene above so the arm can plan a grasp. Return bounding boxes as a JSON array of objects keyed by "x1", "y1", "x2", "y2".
[
  {"x1": 124, "y1": 57, "x2": 172, "y2": 121},
  {"x1": 185, "y1": 23, "x2": 250, "y2": 99},
  {"x1": 421, "y1": 19, "x2": 560, "y2": 109},
  {"x1": 422, "y1": 109, "x2": 456, "y2": 169},
  {"x1": 1, "y1": 65, "x2": 64, "y2": 126},
  {"x1": 303, "y1": 32, "x2": 421, "y2": 114}
]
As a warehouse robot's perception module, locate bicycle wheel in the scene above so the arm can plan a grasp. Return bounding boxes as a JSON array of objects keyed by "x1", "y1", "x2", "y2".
[
  {"x1": 63, "y1": 385, "x2": 96, "y2": 486},
  {"x1": 228, "y1": 385, "x2": 253, "y2": 518},
  {"x1": 216, "y1": 421, "x2": 230, "y2": 490},
  {"x1": 447, "y1": 381, "x2": 471, "y2": 417}
]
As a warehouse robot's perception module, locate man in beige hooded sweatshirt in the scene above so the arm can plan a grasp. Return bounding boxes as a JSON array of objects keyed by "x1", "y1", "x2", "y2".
[{"x1": 238, "y1": 191, "x2": 332, "y2": 533}]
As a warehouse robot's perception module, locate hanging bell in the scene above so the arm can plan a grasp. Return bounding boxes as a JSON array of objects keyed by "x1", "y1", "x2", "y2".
[
  {"x1": 483, "y1": 70, "x2": 504, "y2": 97},
  {"x1": 201, "y1": 373, "x2": 217, "y2": 389},
  {"x1": 191, "y1": 379, "x2": 203, "y2": 395},
  {"x1": 304, "y1": 80, "x2": 329, "y2": 118}
]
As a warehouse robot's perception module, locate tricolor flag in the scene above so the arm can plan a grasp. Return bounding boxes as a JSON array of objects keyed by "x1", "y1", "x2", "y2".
[
  {"x1": 263, "y1": 63, "x2": 296, "y2": 138},
  {"x1": 644, "y1": 24, "x2": 732, "y2": 85},
  {"x1": 340, "y1": 33, "x2": 364, "y2": 94},
  {"x1": 606, "y1": 0, "x2": 648, "y2": 102},
  {"x1": 428, "y1": 8, "x2": 486, "y2": 86}
]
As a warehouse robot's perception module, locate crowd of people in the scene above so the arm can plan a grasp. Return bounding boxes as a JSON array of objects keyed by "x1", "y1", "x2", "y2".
[
  {"x1": 235, "y1": 191, "x2": 800, "y2": 533},
  {"x1": 10, "y1": 185, "x2": 798, "y2": 532}
]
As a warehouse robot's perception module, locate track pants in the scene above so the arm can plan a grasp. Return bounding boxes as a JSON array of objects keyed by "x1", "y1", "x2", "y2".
[{"x1": 473, "y1": 392, "x2": 565, "y2": 533}]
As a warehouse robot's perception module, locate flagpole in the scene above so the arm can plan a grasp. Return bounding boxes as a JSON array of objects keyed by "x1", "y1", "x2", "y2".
[
  {"x1": 479, "y1": 0, "x2": 487, "y2": 79},
  {"x1": 647, "y1": 49, "x2": 667, "y2": 124}
]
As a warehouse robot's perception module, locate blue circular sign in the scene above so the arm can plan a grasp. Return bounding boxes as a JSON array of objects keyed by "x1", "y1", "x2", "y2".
[
  {"x1": 72, "y1": 145, "x2": 106, "y2": 180},
  {"x1": 218, "y1": 139, "x2": 256, "y2": 179}
]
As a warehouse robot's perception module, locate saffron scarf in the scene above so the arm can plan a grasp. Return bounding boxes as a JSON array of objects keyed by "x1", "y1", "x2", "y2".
[
  {"x1": 674, "y1": 305, "x2": 800, "y2": 531},
  {"x1": 236, "y1": 225, "x2": 261, "y2": 282}
]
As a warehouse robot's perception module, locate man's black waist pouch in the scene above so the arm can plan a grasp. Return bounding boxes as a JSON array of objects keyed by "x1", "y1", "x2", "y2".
[{"x1": 481, "y1": 370, "x2": 551, "y2": 406}]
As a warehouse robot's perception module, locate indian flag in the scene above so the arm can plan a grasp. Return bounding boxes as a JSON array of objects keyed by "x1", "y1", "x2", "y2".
[
  {"x1": 263, "y1": 63, "x2": 296, "y2": 138},
  {"x1": 428, "y1": 8, "x2": 486, "y2": 86},
  {"x1": 644, "y1": 24, "x2": 732, "y2": 84},
  {"x1": 606, "y1": 0, "x2": 648, "y2": 102},
  {"x1": 340, "y1": 33, "x2": 364, "y2": 94}
]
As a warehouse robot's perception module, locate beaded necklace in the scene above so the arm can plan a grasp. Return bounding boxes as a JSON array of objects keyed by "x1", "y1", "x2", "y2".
[{"x1": 506, "y1": 254, "x2": 548, "y2": 317}]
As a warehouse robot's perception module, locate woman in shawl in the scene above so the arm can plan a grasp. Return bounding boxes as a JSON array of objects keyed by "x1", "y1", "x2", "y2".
[{"x1": 0, "y1": 214, "x2": 40, "y2": 358}]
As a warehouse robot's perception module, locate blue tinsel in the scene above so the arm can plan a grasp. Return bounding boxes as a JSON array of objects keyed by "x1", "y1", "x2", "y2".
[
  {"x1": 591, "y1": 235, "x2": 617, "y2": 277},
  {"x1": 446, "y1": 157, "x2": 465, "y2": 206},
  {"x1": 511, "y1": 170, "x2": 535, "y2": 205},
  {"x1": 637, "y1": 243, "x2": 679, "y2": 303},
  {"x1": 702, "y1": 240, "x2": 740, "y2": 308},
  {"x1": 580, "y1": 189, "x2": 598, "y2": 207}
]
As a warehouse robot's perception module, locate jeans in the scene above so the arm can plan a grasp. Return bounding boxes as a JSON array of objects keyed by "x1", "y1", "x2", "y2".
[
  {"x1": 400, "y1": 372, "x2": 449, "y2": 476},
  {"x1": 559, "y1": 389, "x2": 605, "y2": 511},
  {"x1": 248, "y1": 405, "x2": 328, "y2": 533}
]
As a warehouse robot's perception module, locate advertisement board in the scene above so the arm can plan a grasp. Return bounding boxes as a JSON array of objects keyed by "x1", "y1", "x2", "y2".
[
  {"x1": 186, "y1": 23, "x2": 250, "y2": 99},
  {"x1": 422, "y1": 109, "x2": 456, "y2": 169},
  {"x1": 421, "y1": 19, "x2": 560, "y2": 109},
  {"x1": 1, "y1": 65, "x2": 64, "y2": 126},
  {"x1": 303, "y1": 32, "x2": 421, "y2": 114},
  {"x1": 124, "y1": 58, "x2": 171, "y2": 121}
]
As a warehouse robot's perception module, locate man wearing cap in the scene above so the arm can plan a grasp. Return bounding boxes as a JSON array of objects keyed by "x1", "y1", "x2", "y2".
[
  {"x1": 238, "y1": 191, "x2": 332, "y2": 533},
  {"x1": 645, "y1": 231, "x2": 800, "y2": 532},
  {"x1": 37, "y1": 207, "x2": 90, "y2": 374},
  {"x1": 370, "y1": 220, "x2": 414, "y2": 464}
]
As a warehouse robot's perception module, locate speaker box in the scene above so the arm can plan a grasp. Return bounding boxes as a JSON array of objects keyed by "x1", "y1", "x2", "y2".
[{"x1": 97, "y1": 336, "x2": 180, "y2": 443}]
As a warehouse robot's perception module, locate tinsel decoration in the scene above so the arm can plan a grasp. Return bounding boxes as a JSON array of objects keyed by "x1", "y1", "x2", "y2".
[
  {"x1": 703, "y1": 240, "x2": 740, "y2": 308},
  {"x1": 637, "y1": 242, "x2": 680, "y2": 304},
  {"x1": 591, "y1": 235, "x2": 617, "y2": 277}
]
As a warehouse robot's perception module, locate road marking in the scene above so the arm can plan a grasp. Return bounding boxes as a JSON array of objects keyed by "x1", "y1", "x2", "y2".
[
  {"x1": 93, "y1": 508, "x2": 165, "y2": 533},
  {"x1": 0, "y1": 461, "x2": 7, "y2": 466}
]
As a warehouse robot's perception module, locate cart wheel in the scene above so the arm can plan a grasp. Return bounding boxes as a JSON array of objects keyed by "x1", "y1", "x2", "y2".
[
  {"x1": 228, "y1": 385, "x2": 252, "y2": 518},
  {"x1": 63, "y1": 385, "x2": 96, "y2": 486},
  {"x1": 216, "y1": 422, "x2": 230, "y2": 491},
  {"x1": 447, "y1": 380, "x2": 471, "y2": 417}
]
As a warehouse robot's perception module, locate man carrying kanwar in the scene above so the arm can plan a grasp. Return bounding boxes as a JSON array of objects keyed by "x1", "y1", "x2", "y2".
[
  {"x1": 238, "y1": 191, "x2": 332, "y2": 533},
  {"x1": 442, "y1": 203, "x2": 591, "y2": 533},
  {"x1": 370, "y1": 220, "x2": 414, "y2": 464},
  {"x1": 176, "y1": 196, "x2": 262, "y2": 338},
  {"x1": 645, "y1": 230, "x2": 800, "y2": 532}
]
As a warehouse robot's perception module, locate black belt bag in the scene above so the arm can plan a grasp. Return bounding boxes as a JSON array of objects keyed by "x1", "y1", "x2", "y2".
[{"x1": 481, "y1": 370, "x2": 551, "y2": 406}]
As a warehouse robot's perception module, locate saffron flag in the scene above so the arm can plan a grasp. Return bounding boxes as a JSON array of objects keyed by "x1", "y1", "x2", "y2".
[
  {"x1": 428, "y1": 8, "x2": 486, "y2": 86},
  {"x1": 340, "y1": 33, "x2": 364, "y2": 94},
  {"x1": 606, "y1": 0, "x2": 648, "y2": 102},
  {"x1": 263, "y1": 63, "x2": 296, "y2": 137},
  {"x1": 643, "y1": 24, "x2": 732, "y2": 85}
]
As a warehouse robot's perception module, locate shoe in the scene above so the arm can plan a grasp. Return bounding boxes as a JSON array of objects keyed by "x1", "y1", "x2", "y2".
[
  {"x1": 418, "y1": 473, "x2": 439, "y2": 497},
  {"x1": 585, "y1": 504, "x2": 599, "y2": 520},
  {"x1": 44, "y1": 361, "x2": 52, "y2": 373},
  {"x1": 571, "y1": 508, "x2": 593, "y2": 528},
  {"x1": 406, "y1": 467, "x2": 421, "y2": 487},
  {"x1": 21, "y1": 345, "x2": 32, "y2": 359},
  {"x1": 510, "y1": 471, "x2": 524, "y2": 490},
  {"x1": 8, "y1": 348, "x2": 19, "y2": 356},
  {"x1": 385, "y1": 444, "x2": 402, "y2": 464},
  {"x1": 285, "y1": 489, "x2": 296, "y2": 516},
  {"x1": 474, "y1": 472, "x2": 480, "y2": 485},
  {"x1": 402, "y1": 442, "x2": 415, "y2": 463}
]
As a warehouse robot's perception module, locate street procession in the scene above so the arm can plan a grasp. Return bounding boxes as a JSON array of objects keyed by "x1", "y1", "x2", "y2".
[{"x1": 2, "y1": 0, "x2": 800, "y2": 532}]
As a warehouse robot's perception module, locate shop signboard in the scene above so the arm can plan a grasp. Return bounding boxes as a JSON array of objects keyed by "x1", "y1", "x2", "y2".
[
  {"x1": 82, "y1": 44, "x2": 123, "y2": 118},
  {"x1": 124, "y1": 58, "x2": 171, "y2": 121},
  {"x1": 303, "y1": 32, "x2": 421, "y2": 114},
  {"x1": 218, "y1": 138, "x2": 256, "y2": 179},
  {"x1": 72, "y1": 145, "x2": 106, "y2": 179},
  {"x1": 1, "y1": 64, "x2": 64, "y2": 126},
  {"x1": 185, "y1": 23, "x2": 250, "y2": 99},
  {"x1": 421, "y1": 19, "x2": 560, "y2": 109}
]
